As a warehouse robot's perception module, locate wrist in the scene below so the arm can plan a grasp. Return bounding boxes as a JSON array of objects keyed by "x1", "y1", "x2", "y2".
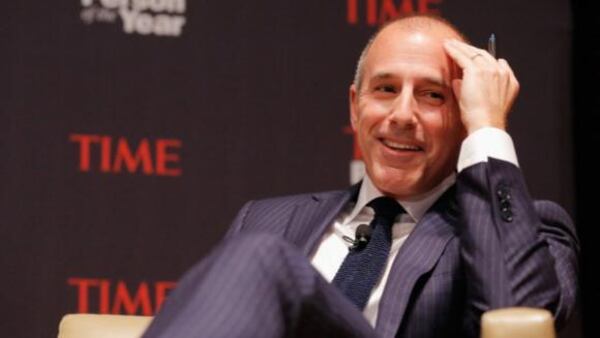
[{"x1": 464, "y1": 119, "x2": 506, "y2": 135}]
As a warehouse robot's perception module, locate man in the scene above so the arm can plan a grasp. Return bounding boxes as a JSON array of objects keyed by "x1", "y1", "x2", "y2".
[{"x1": 143, "y1": 15, "x2": 578, "y2": 338}]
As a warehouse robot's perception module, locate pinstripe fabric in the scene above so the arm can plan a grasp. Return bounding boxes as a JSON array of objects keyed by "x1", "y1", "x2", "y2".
[
  {"x1": 145, "y1": 158, "x2": 578, "y2": 338},
  {"x1": 456, "y1": 158, "x2": 578, "y2": 333},
  {"x1": 225, "y1": 187, "x2": 360, "y2": 257},
  {"x1": 375, "y1": 188, "x2": 461, "y2": 338},
  {"x1": 143, "y1": 234, "x2": 376, "y2": 338}
]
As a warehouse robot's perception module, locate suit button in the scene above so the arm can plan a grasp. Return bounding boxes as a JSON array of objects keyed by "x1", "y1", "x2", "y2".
[
  {"x1": 501, "y1": 209, "x2": 513, "y2": 222},
  {"x1": 496, "y1": 186, "x2": 510, "y2": 200},
  {"x1": 497, "y1": 185, "x2": 512, "y2": 222}
]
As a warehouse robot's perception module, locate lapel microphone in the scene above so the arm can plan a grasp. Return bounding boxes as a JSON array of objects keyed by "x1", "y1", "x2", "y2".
[{"x1": 343, "y1": 224, "x2": 372, "y2": 251}]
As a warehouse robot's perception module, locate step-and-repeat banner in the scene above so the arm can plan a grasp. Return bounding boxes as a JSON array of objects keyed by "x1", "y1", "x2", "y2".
[{"x1": 2, "y1": 1, "x2": 576, "y2": 337}]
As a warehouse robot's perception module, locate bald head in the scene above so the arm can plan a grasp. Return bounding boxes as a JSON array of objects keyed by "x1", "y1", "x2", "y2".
[{"x1": 353, "y1": 15, "x2": 468, "y2": 89}]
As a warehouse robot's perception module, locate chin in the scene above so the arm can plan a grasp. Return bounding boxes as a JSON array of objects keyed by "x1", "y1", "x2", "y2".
[{"x1": 369, "y1": 165, "x2": 421, "y2": 199}]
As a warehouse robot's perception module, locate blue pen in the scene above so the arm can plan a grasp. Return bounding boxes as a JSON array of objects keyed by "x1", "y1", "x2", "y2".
[{"x1": 488, "y1": 33, "x2": 496, "y2": 58}]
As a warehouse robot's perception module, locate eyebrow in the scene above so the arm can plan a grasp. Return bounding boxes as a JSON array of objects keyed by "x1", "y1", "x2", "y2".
[{"x1": 370, "y1": 72, "x2": 449, "y2": 88}]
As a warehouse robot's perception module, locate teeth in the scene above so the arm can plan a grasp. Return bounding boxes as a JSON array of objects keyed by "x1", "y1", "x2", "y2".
[{"x1": 383, "y1": 140, "x2": 421, "y2": 151}]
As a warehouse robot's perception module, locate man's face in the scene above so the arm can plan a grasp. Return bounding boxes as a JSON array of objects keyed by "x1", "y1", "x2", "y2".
[{"x1": 350, "y1": 24, "x2": 466, "y2": 200}]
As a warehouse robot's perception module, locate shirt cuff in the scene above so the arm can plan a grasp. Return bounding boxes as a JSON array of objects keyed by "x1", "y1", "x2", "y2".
[{"x1": 457, "y1": 127, "x2": 519, "y2": 172}]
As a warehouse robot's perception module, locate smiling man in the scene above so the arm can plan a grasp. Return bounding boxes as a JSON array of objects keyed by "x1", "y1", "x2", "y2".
[
  {"x1": 350, "y1": 20, "x2": 466, "y2": 201},
  {"x1": 143, "y1": 15, "x2": 578, "y2": 338}
]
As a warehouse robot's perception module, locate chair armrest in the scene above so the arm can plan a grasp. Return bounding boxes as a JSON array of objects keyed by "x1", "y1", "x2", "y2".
[
  {"x1": 481, "y1": 307, "x2": 555, "y2": 338},
  {"x1": 58, "y1": 314, "x2": 153, "y2": 338}
]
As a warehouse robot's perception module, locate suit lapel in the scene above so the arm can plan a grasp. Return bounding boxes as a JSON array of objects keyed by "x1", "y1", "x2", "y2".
[
  {"x1": 280, "y1": 183, "x2": 458, "y2": 338},
  {"x1": 285, "y1": 183, "x2": 361, "y2": 256},
  {"x1": 375, "y1": 187, "x2": 459, "y2": 338}
]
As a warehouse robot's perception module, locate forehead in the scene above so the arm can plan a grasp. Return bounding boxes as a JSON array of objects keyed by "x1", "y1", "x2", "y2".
[{"x1": 364, "y1": 24, "x2": 459, "y2": 84}]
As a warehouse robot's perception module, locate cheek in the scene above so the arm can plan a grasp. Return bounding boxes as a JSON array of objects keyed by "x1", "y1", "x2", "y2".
[
  {"x1": 369, "y1": 99, "x2": 395, "y2": 112},
  {"x1": 421, "y1": 120, "x2": 459, "y2": 161},
  {"x1": 419, "y1": 105, "x2": 460, "y2": 139},
  {"x1": 356, "y1": 106, "x2": 384, "y2": 139},
  {"x1": 419, "y1": 114, "x2": 447, "y2": 141},
  {"x1": 358, "y1": 99, "x2": 391, "y2": 121}
]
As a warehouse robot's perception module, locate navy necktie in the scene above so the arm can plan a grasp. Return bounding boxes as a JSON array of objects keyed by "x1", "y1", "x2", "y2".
[{"x1": 332, "y1": 196, "x2": 404, "y2": 310}]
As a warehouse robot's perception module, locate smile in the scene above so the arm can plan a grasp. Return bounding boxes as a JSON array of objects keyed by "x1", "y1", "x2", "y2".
[{"x1": 380, "y1": 139, "x2": 423, "y2": 152}]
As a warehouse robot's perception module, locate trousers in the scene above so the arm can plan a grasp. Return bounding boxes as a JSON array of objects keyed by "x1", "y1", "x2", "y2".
[{"x1": 142, "y1": 233, "x2": 377, "y2": 338}]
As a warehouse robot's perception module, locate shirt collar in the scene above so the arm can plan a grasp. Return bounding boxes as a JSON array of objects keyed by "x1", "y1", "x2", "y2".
[{"x1": 346, "y1": 173, "x2": 456, "y2": 223}]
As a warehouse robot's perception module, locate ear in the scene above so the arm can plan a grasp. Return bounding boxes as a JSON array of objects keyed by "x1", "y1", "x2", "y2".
[{"x1": 349, "y1": 84, "x2": 359, "y2": 131}]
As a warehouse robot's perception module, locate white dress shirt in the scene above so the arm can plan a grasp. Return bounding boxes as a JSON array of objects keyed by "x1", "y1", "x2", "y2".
[{"x1": 310, "y1": 127, "x2": 519, "y2": 327}]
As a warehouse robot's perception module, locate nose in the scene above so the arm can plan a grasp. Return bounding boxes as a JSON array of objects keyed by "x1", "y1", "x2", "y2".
[{"x1": 389, "y1": 88, "x2": 417, "y2": 128}]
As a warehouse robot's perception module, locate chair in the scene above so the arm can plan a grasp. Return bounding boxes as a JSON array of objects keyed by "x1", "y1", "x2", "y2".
[
  {"x1": 481, "y1": 307, "x2": 555, "y2": 338},
  {"x1": 57, "y1": 314, "x2": 153, "y2": 338},
  {"x1": 57, "y1": 307, "x2": 555, "y2": 338}
]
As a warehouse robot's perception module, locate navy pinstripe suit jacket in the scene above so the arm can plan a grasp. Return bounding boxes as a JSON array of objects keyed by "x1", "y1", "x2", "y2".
[{"x1": 226, "y1": 158, "x2": 579, "y2": 338}]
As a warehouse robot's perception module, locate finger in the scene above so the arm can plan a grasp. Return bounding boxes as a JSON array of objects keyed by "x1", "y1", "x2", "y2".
[
  {"x1": 498, "y1": 59, "x2": 519, "y2": 83},
  {"x1": 443, "y1": 40, "x2": 475, "y2": 70},
  {"x1": 448, "y1": 39, "x2": 496, "y2": 65},
  {"x1": 460, "y1": 43, "x2": 497, "y2": 64},
  {"x1": 498, "y1": 58, "x2": 519, "y2": 92},
  {"x1": 498, "y1": 58, "x2": 520, "y2": 110},
  {"x1": 451, "y1": 78, "x2": 462, "y2": 102},
  {"x1": 496, "y1": 59, "x2": 510, "y2": 103}
]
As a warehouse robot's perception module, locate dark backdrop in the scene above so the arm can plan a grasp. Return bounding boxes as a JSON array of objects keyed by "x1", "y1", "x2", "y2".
[
  {"x1": 2, "y1": 1, "x2": 579, "y2": 337},
  {"x1": 573, "y1": 0, "x2": 599, "y2": 337}
]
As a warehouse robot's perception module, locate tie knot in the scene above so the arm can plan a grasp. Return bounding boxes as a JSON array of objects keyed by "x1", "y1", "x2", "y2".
[{"x1": 367, "y1": 196, "x2": 404, "y2": 221}]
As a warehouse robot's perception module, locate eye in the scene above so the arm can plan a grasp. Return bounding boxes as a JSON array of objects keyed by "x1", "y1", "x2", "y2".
[
  {"x1": 421, "y1": 90, "x2": 446, "y2": 106},
  {"x1": 427, "y1": 92, "x2": 444, "y2": 99},
  {"x1": 374, "y1": 85, "x2": 397, "y2": 94}
]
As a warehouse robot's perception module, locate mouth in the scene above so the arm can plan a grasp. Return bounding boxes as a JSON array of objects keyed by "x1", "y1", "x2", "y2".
[{"x1": 380, "y1": 138, "x2": 424, "y2": 153}]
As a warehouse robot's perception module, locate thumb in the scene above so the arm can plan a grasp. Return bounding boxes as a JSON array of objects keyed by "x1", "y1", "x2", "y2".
[{"x1": 451, "y1": 79, "x2": 462, "y2": 102}]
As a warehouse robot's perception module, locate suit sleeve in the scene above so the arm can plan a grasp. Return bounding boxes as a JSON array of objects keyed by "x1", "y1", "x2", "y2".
[{"x1": 457, "y1": 158, "x2": 579, "y2": 332}]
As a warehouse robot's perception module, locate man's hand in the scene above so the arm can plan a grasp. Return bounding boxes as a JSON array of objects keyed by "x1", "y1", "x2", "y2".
[{"x1": 443, "y1": 39, "x2": 520, "y2": 134}]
